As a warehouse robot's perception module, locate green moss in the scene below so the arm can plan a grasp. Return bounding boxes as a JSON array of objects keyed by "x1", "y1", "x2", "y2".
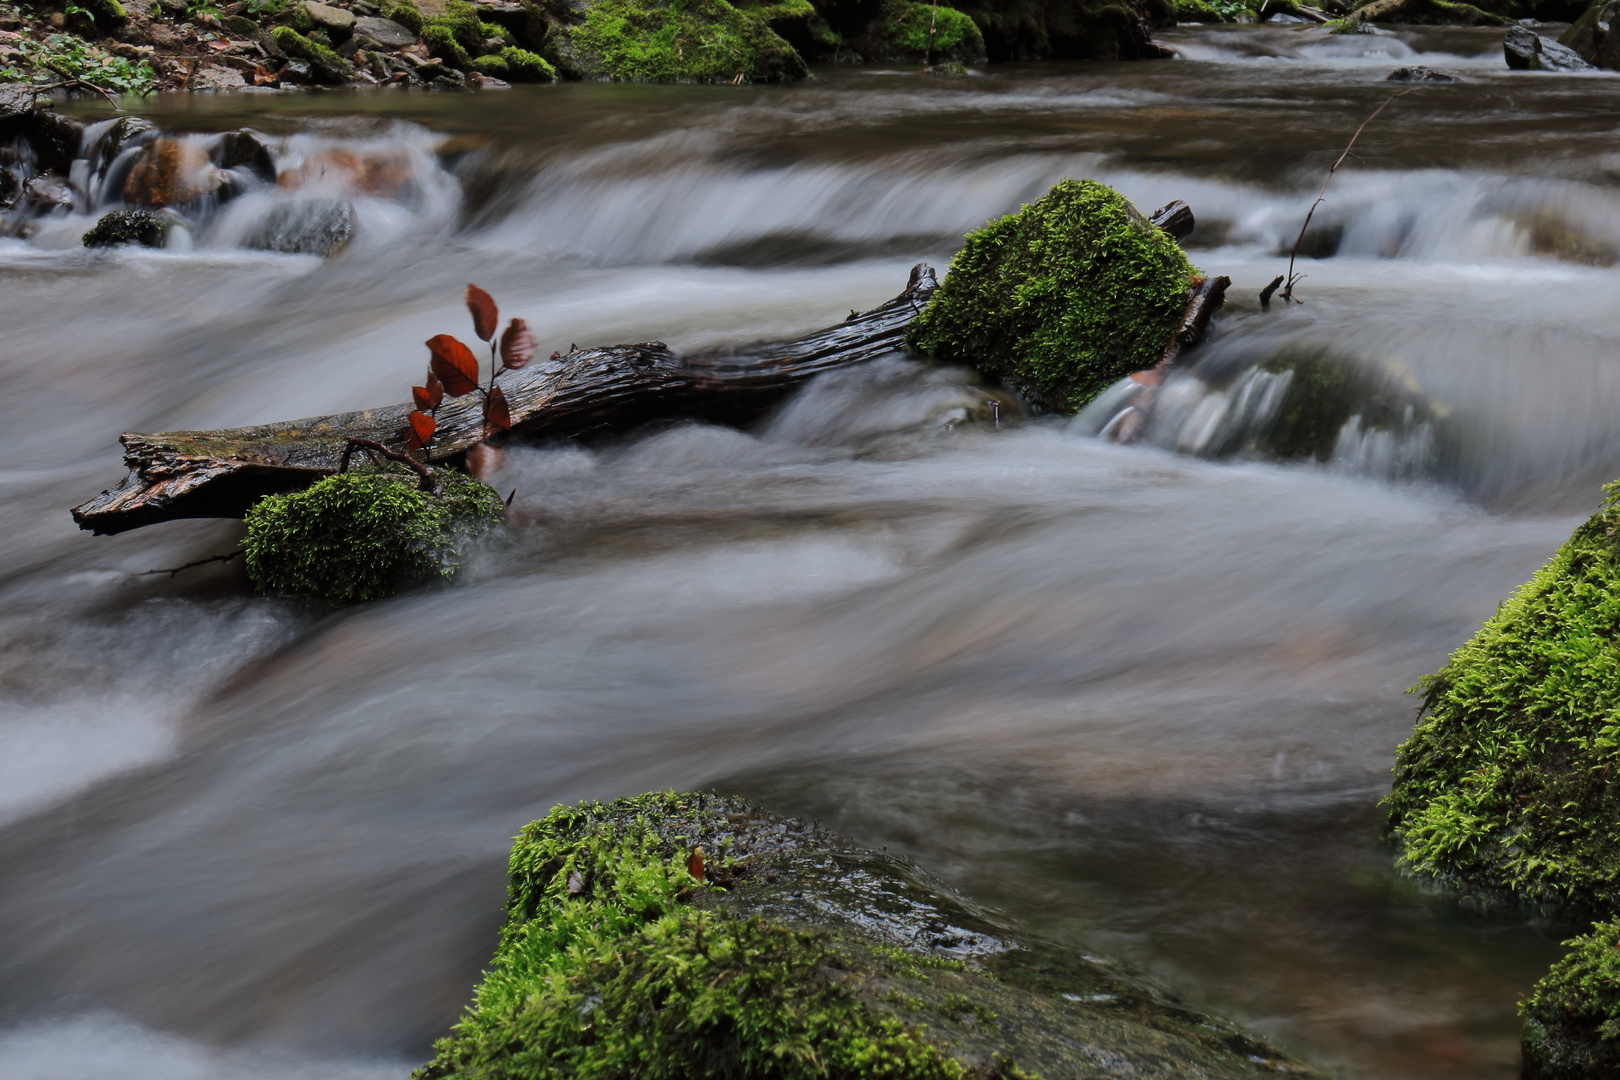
[
  {"x1": 499, "y1": 44, "x2": 555, "y2": 78},
  {"x1": 1386, "y1": 483, "x2": 1620, "y2": 913},
  {"x1": 877, "y1": 0, "x2": 986, "y2": 59},
  {"x1": 86, "y1": 0, "x2": 128, "y2": 21},
  {"x1": 382, "y1": 0, "x2": 425, "y2": 32},
  {"x1": 83, "y1": 208, "x2": 171, "y2": 248},
  {"x1": 471, "y1": 53, "x2": 510, "y2": 75},
  {"x1": 1522, "y1": 920, "x2": 1620, "y2": 1079},
  {"x1": 270, "y1": 24, "x2": 359, "y2": 80},
  {"x1": 422, "y1": 22, "x2": 474, "y2": 66},
  {"x1": 907, "y1": 179, "x2": 1196, "y2": 414},
  {"x1": 558, "y1": 0, "x2": 809, "y2": 82},
  {"x1": 243, "y1": 467, "x2": 503, "y2": 605},
  {"x1": 1173, "y1": 0, "x2": 1227, "y2": 18},
  {"x1": 415, "y1": 792, "x2": 976, "y2": 1080}
]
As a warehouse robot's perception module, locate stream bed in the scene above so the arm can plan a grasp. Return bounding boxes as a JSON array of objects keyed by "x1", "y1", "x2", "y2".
[{"x1": 3, "y1": 23, "x2": 1620, "y2": 1079}]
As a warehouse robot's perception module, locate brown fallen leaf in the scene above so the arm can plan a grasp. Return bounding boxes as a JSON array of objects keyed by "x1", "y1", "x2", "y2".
[{"x1": 686, "y1": 847, "x2": 705, "y2": 883}]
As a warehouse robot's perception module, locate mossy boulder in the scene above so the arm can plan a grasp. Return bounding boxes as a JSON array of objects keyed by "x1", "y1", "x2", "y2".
[
  {"x1": 1523, "y1": 920, "x2": 1620, "y2": 1079},
  {"x1": 1333, "y1": 0, "x2": 1508, "y2": 27},
  {"x1": 82, "y1": 207, "x2": 171, "y2": 248},
  {"x1": 851, "y1": 0, "x2": 987, "y2": 61},
  {"x1": 929, "y1": 0, "x2": 1163, "y2": 60},
  {"x1": 1172, "y1": 0, "x2": 1227, "y2": 20},
  {"x1": 271, "y1": 25, "x2": 362, "y2": 81},
  {"x1": 907, "y1": 178, "x2": 1197, "y2": 414},
  {"x1": 417, "y1": 790, "x2": 1322, "y2": 1080},
  {"x1": 1559, "y1": 0, "x2": 1620, "y2": 70},
  {"x1": 543, "y1": 0, "x2": 810, "y2": 81},
  {"x1": 1386, "y1": 484, "x2": 1620, "y2": 914},
  {"x1": 243, "y1": 467, "x2": 503, "y2": 605}
]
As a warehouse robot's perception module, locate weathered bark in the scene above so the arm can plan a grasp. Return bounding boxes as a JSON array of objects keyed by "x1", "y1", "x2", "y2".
[
  {"x1": 1149, "y1": 199, "x2": 1195, "y2": 241},
  {"x1": 73, "y1": 263, "x2": 938, "y2": 535}
]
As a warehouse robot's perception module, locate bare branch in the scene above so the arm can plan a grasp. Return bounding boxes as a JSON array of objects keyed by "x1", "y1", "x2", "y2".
[{"x1": 137, "y1": 549, "x2": 243, "y2": 578}]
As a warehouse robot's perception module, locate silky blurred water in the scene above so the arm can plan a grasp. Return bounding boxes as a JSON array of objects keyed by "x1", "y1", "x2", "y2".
[{"x1": 3, "y1": 25, "x2": 1618, "y2": 1079}]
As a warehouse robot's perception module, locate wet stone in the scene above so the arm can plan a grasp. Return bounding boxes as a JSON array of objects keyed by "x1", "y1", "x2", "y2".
[
  {"x1": 243, "y1": 198, "x2": 355, "y2": 255},
  {"x1": 1388, "y1": 64, "x2": 1460, "y2": 80},
  {"x1": 303, "y1": 0, "x2": 356, "y2": 31},
  {"x1": 1505, "y1": 24, "x2": 1592, "y2": 69},
  {"x1": 216, "y1": 130, "x2": 276, "y2": 181},
  {"x1": 83, "y1": 207, "x2": 172, "y2": 248},
  {"x1": 123, "y1": 138, "x2": 226, "y2": 206},
  {"x1": 352, "y1": 14, "x2": 414, "y2": 46}
]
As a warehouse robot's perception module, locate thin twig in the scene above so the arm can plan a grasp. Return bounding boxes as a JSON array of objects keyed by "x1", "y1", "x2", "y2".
[
  {"x1": 1280, "y1": 88, "x2": 1412, "y2": 303},
  {"x1": 41, "y1": 61, "x2": 124, "y2": 111},
  {"x1": 1259, "y1": 274, "x2": 1284, "y2": 309},
  {"x1": 925, "y1": 0, "x2": 939, "y2": 66},
  {"x1": 137, "y1": 549, "x2": 243, "y2": 578},
  {"x1": 340, "y1": 436, "x2": 440, "y2": 493}
]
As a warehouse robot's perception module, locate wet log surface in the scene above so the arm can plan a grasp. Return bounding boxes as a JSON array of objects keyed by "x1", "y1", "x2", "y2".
[{"x1": 72, "y1": 263, "x2": 939, "y2": 535}]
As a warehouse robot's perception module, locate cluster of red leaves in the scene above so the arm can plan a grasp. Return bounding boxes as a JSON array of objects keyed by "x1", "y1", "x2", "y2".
[{"x1": 407, "y1": 284, "x2": 537, "y2": 452}]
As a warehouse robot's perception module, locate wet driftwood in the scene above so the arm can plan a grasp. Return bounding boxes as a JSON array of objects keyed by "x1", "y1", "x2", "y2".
[
  {"x1": 73, "y1": 264, "x2": 940, "y2": 535},
  {"x1": 1101, "y1": 274, "x2": 1232, "y2": 443}
]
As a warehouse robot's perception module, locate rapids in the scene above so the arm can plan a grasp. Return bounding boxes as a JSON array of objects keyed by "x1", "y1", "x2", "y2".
[{"x1": 3, "y1": 23, "x2": 1619, "y2": 1078}]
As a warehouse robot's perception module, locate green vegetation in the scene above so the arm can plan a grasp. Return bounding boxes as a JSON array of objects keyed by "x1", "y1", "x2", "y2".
[
  {"x1": 382, "y1": 0, "x2": 426, "y2": 32},
  {"x1": 243, "y1": 467, "x2": 503, "y2": 605},
  {"x1": 498, "y1": 45, "x2": 555, "y2": 79},
  {"x1": 420, "y1": 0, "x2": 516, "y2": 68},
  {"x1": 877, "y1": 0, "x2": 986, "y2": 59},
  {"x1": 270, "y1": 25, "x2": 358, "y2": 81},
  {"x1": 0, "y1": 32, "x2": 156, "y2": 95},
  {"x1": 82, "y1": 208, "x2": 172, "y2": 248},
  {"x1": 1253, "y1": 347, "x2": 1437, "y2": 462},
  {"x1": 1173, "y1": 0, "x2": 1231, "y2": 21},
  {"x1": 415, "y1": 792, "x2": 973, "y2": 1080},
  {"x1": 1523, "y1": 920, "x2": 1620, "y2": 1078},
  {"x1": 554, "y1": 0, "x2": 809, "y2": 82},
  {"x1": 907, "y1": 178, "x2": 1196, "y2": 414},
  {"x1": 1387, "y1": 483, "x2": 1620, "y2": 911}
]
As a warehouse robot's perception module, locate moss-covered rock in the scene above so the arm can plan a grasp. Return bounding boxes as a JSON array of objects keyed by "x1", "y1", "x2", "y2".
[
  {"x1": 498, "y1": 44, "x2": 557, "y2": 78},
  {"x1": 1172, "y1": 0, "x2": 1227, "y2": 20},
  {"x1": 82, "y1": 207, "x2": 171, "y2": 248},
  {"x1": 930, "y1": 0, "x2": 1162, "y2": 60},
  {"x1": 544, "y1": 0, "x2": 810, "y2": 81},
  {"x1": 243, "y1": 467, "x2": 503, "y2": 605},
  {"x1": 270, "y1": 25, "x2": 361, "y2": 81},
  {"x1": 1523, "y1": 920, "x2": 1620, "y2": 1080},
  {"x1": 851, "y1": 0, "x2": 987, "y2": 61},
  {"x1": 1332, "y1": 0, "x2": 1508, "y2": 27},
  {"x1": 382, "y1": 0, "x2": 426, "y2": 33},
  {"x1": 1386, "y1": 484, "x2": 1620, "y2": 915},
  {"x1": 1252, "y1": 347, "x2": 1438, "y2": 462},
  {"x1": 418, "y1": 791, "x2": 1321, "y2": 1080},
  {"x1": 907, "y1": 179, "x2": 1196, "y2": 414},
  {"x1": 1559, "y1": 0, "x2": 1620, "y2": 70}
]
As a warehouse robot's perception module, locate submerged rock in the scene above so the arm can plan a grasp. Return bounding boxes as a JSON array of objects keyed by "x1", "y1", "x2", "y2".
[
  {"x1": 82, "y1": 207, "x2": 172, "y2": 247},
  {"x1": 123, "y1": 138, "x2": 227, "y2": 206},
  {"x1": 417, "y1": 791, "x2": 1322, "y2": 1080},
  {"x1": 907, "y1": 178, "x2": 1196, "y2": 414},
  {"x1": 243, "y1": 467, "x2": 503, "y2": 605},
  {"x1": 1504, "y1": 23, "x2": 1591, "y2": 69},
  {"x1": 242, "y1": 198, "x2": 356, "y2": 255},
  {"x1": 1387, "y1": 63, "x2": 1460, "y2": 79}
]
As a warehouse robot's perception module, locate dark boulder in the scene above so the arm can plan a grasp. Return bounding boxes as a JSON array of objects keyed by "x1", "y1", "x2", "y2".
[
  {"x1": 1505, "y1": 23, "x2": 1591, "y2": 69},
  {"x1": 352, "y1": 14, "x2": 417, "y2": 46},
  {"x1": 1387, "y1": 63, "x2": 1460, "y2": 79},
  {"x1": 1558, "y1": 0, "x2": 1620, "y2": 68},
  {"x1": 215, "y1": 130, "x2": 277, "y2": 182}
]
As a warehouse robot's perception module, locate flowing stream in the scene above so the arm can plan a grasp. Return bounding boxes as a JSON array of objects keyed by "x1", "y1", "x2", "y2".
[{"x1": 3, "y1": 24, "x2": 1619, "y2": 1079}]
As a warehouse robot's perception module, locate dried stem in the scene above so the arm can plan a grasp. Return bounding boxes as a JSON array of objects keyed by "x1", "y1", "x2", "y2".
[
  {"x1": 137, "y1": 549, "x2": 243, "y2": 578},
  {"x1": 1280, "y1": 88, "x2": 1412, "y2": 303},
  {"x1": 339, "y1": 436, "x2": 440, "y2": 493}
]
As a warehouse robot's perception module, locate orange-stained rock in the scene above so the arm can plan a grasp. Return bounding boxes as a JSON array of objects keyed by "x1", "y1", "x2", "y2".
[
  {"x1": 123, "y1": 138, "x2": 226, "y2": 207},
  {"x1": 276, "y1": 149, "x2": 413, "y2": 197}
]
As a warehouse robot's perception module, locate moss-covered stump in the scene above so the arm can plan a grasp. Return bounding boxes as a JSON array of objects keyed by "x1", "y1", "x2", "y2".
[
  {"x1": 243, "y1": 467, "x2": 503, "y2": 605},
  {"x1": 1523, "y1": 920, "x2": 1620, "y2": 1080},
  {"x1": 419, "y1": 791, "x2": 1320, "y2": 1080},
  {"x1": 541, "y1": 0, "x2": 809, "y2": 82},
  {"x1": 1386, "y1": 484, "x2": 1620, "y2": 914},
  {"x1": 907, "y1": 179, "x2": 1197, "y2": 414}
]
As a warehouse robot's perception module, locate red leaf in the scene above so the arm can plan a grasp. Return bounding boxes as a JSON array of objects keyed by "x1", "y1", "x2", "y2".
[
  {"x1": 686, "y1": 847, "x2": 705, "y2": 883},
  {"x1": 426, "y1": 334, "x2": 479, "y2": 396},
  {"x1": 500, "y1": 318, "x2": 535, "y2": 370},
  {"x1": 483, "y1": 384, "x2": 511, "y2": 434},
  {"x1": 412, "y1": 385, "x2": 433, "y2": 411},
  {"x1": 465, "y1": 284, "x2": 498, "y2": 342},
  {"x1": 425, "y1": 371, "x2": 444, "y2": 409},
  {"x1": 407, "y1": 410, "x2": 436, "y2": 448}
]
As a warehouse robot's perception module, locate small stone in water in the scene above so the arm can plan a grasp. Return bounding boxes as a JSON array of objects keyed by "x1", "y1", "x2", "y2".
[{"x1": 1387, "y1": 65, "x2": 1460, "y2": 81}]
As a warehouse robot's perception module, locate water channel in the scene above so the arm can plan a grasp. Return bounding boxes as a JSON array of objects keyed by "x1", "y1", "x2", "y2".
[{"x1": 3, "y1": 24, "x2": 1618, "y2": 1078}]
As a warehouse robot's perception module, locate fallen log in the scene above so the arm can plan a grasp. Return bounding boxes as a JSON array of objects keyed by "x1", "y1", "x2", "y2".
[
  {"x1": 1100, "y1": 274, "x2": 1231, "y2": 443},
  {"x1": 72, "y1": 263, "x2": 939, "y2": 535}
]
